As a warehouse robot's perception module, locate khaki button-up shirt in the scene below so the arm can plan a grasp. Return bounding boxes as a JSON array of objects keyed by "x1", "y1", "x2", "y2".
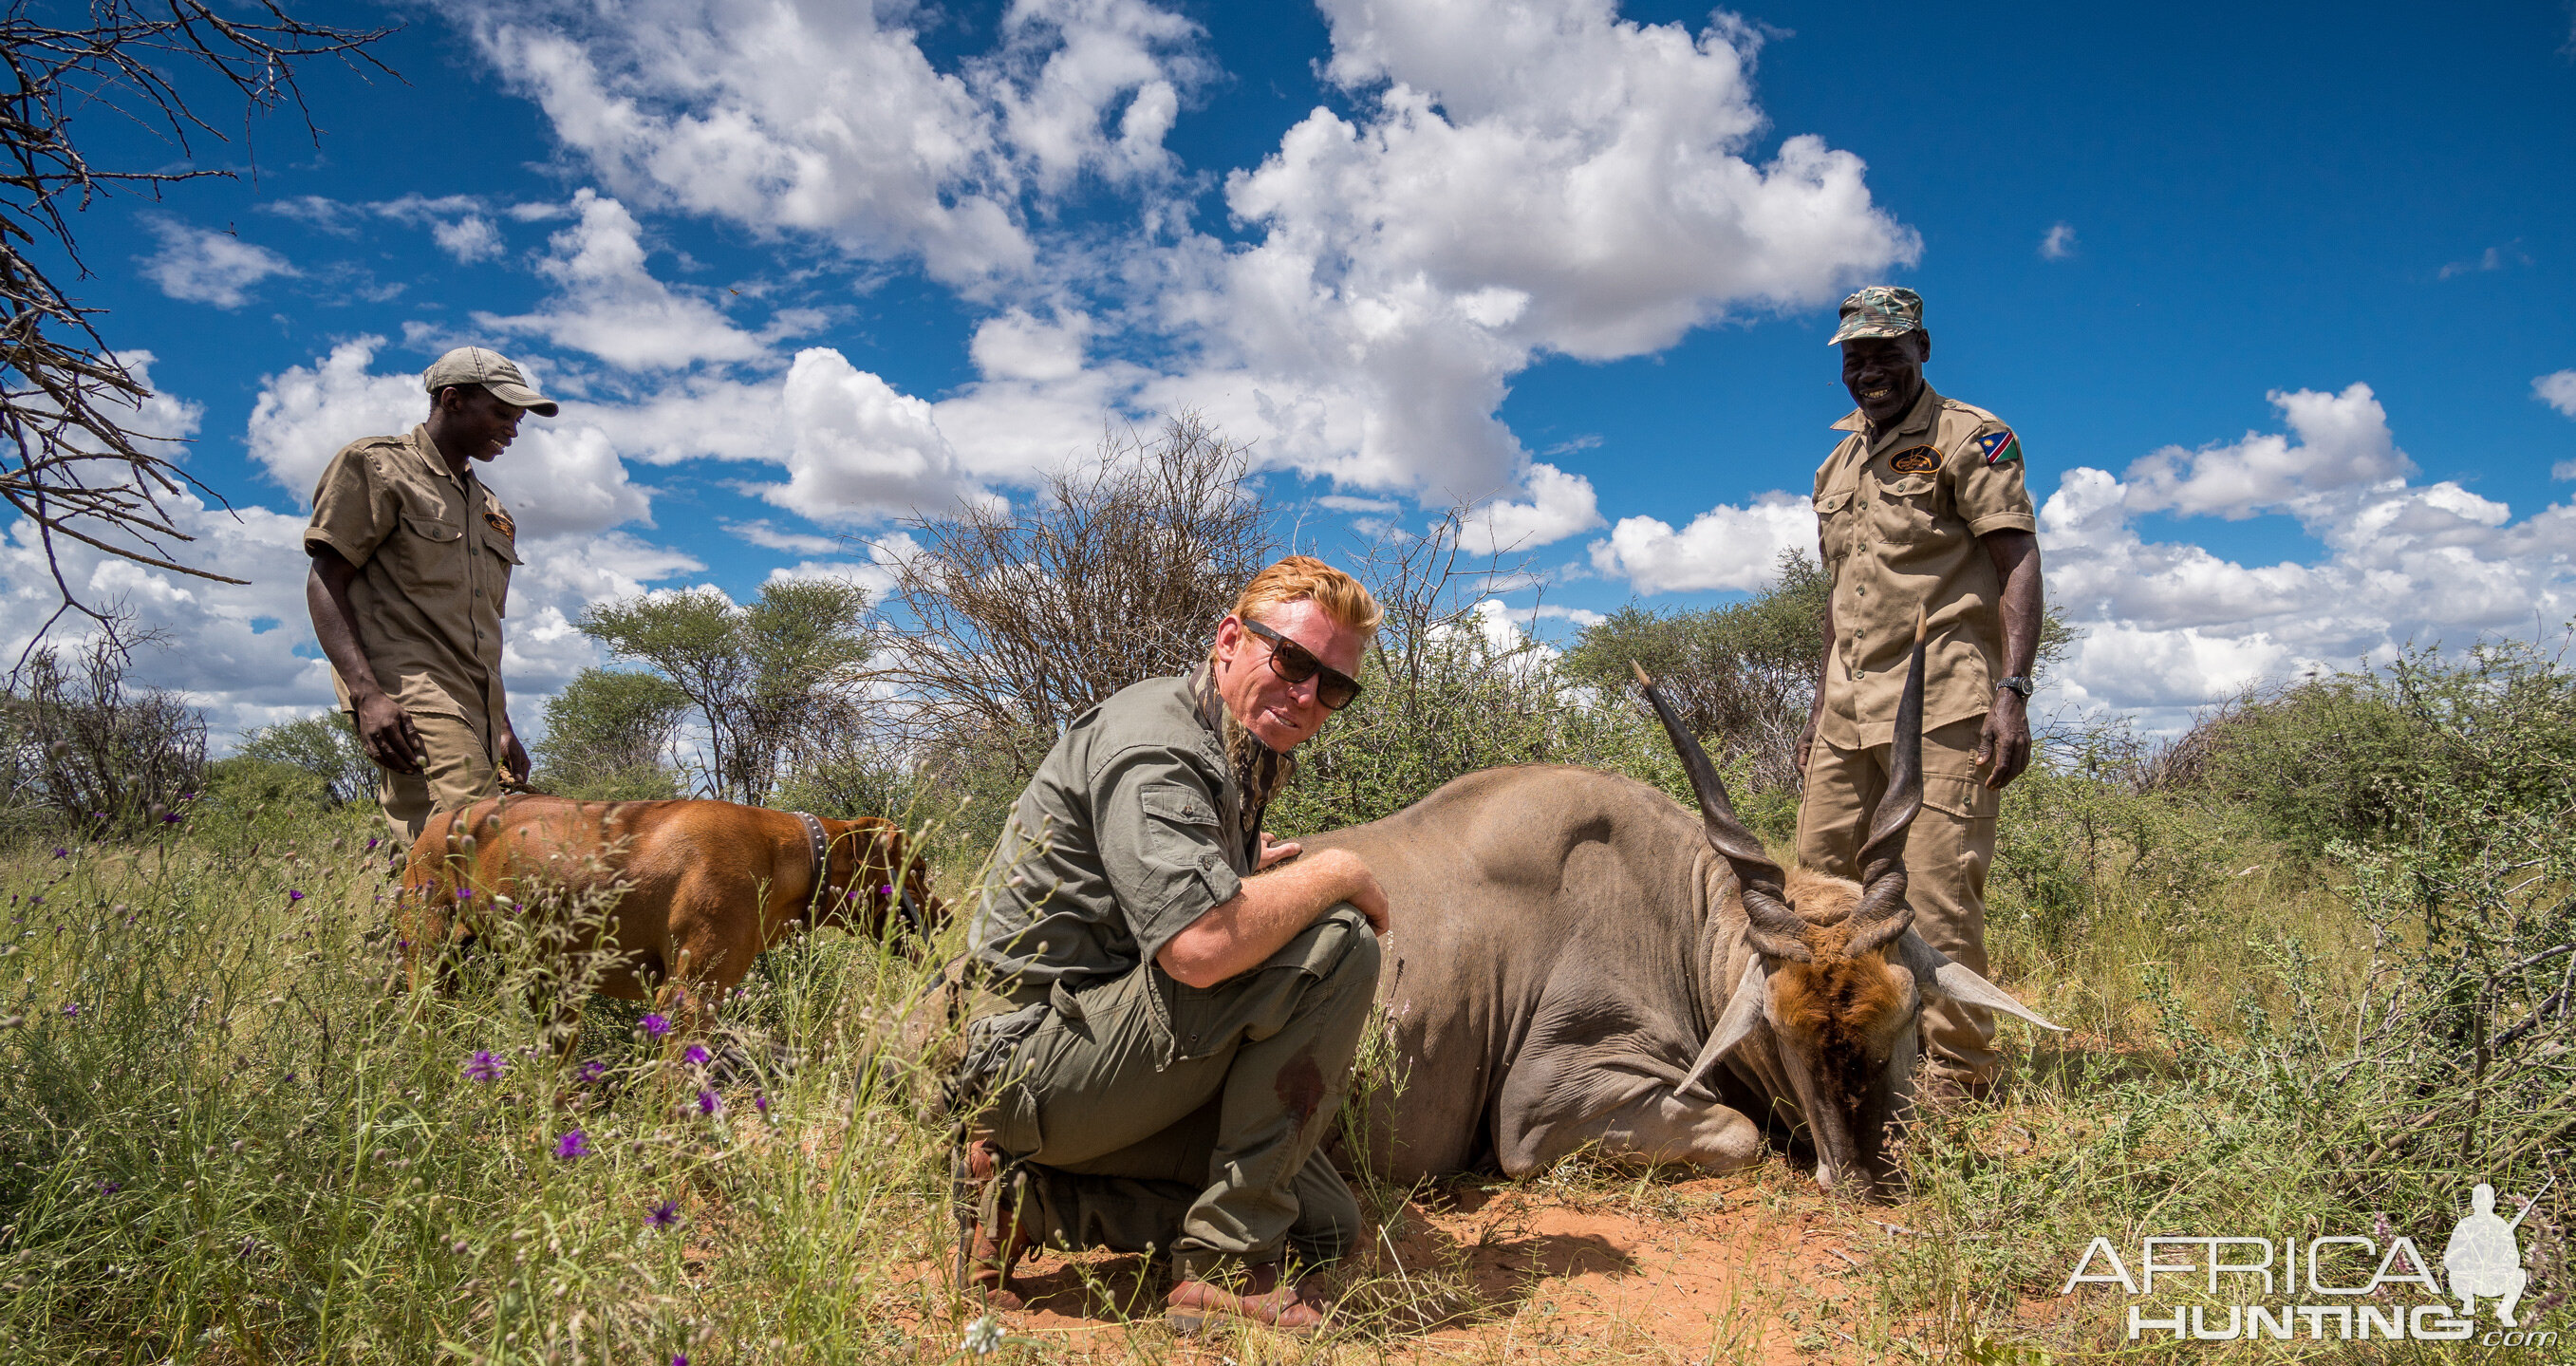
[
  {"x1": 301, "y1": 424, "x2": 521, "y2": 744},
  {"x1": 970, "y1": 671, "x2": 1260, "y2": 1005},
  {"x1": 1811, "y1": 384, "x2": 2035, "y2": 750}
]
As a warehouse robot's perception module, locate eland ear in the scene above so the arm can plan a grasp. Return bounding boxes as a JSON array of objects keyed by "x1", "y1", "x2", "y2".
[
  {"x1": 1895, "y1": 930, "x2": 2064, "y2": 1032},
  {"x1": 1680, "y1": 955, "x2": 1771, "y2": 1099}
]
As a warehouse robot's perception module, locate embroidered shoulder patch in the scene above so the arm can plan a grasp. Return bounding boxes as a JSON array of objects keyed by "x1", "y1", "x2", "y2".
[
  {"x1": 483, "y1": 508, "x2": 515, "y2": 538},
  {"x1": 1972, "y1": 429, "x2": 2023, "y2": 466},
  {"x1": 1889, "y1": 445, "x2": 1941, "y2": 474}
]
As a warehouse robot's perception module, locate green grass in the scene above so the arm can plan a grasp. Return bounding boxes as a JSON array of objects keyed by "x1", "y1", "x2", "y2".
[{"x1": 10, "y1": 649, "x2": 2576, "y2": 1362}]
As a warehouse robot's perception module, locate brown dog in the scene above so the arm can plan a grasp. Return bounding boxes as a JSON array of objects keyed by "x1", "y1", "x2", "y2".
[{"x1": 401, "y1": 794, "x2": 944, "y2": 1038}]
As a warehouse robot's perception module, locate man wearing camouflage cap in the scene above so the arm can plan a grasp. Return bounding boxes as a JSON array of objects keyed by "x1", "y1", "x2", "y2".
[
  {"x1": 302, "y1": 346, "x2": 559, "y2": 845},
  {"x1": 1798, "y1": 286, "x2": 2044, "y2": 1103}
]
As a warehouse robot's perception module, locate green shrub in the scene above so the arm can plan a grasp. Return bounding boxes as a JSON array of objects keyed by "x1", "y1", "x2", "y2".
[
  {"x1": 200, "y1": 754, "x2": 334, "y2": 815},
  {"x1": 238, "y1": 712, "x2": 377, "y2": 806},
  {"x1": 2171, "y1": 639, "x2": 2576, "y2": 853}
]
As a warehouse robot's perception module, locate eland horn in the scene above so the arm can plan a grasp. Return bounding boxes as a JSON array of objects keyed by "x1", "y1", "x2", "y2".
[
  {"x1": 1847, "y1": 608, "x2": 1929, "y2": 956},
  {"x1": 1632, "y1": 660, "x2": 1809, "y2": 963}
]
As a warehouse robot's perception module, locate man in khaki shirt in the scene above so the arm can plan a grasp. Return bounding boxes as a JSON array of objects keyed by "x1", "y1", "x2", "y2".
[
  {"x1": 302, "y1": 346, "x2": 557, "y2": 845},
  {"x1": 1795, "y1": 287, "x2": 2044, "y2": 1100}
]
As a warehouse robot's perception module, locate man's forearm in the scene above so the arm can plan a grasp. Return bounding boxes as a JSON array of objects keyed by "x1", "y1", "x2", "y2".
[
  {"x1": 1987, "y1": 531, "x2": 2043, "y2": 680},
  {"x1": 1156, "y1": 848, "x2": 1372, "y2": 988},
  {"x1": 306, "y1": 555, "x2": 386, "y2": 701}
]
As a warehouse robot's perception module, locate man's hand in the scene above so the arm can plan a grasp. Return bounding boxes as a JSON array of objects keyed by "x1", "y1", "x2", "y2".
[
  {"x1": 1257, "y1": 832, "x2": 1301, "y2": 871},
  {"x1": 1343, "y1": 859, "x2": 1391, "y2": 935},
  {"x1": 1974, "y1": 690, "x2": 2031, "y2": 790},
  {"x1": 354, "y1": 691, "x2": 428, "y2": 777},
  {"x1": 499, "y1": 720, "x2": 532, "y2": 787},
  {"x1": 1796, "y1": 716, "x2": 1818, "y2": 776}
]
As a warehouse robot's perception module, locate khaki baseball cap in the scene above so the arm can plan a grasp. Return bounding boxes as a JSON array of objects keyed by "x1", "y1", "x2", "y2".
[
  {"x1": 1827, "y1": 286, "x2": 1925, "y2": 346},
  {"x1": 423, "y1": 346, "x2": 559, "y2": 416}
]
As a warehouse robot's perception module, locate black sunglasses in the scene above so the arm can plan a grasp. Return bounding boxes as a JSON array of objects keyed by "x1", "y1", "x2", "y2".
[{"x1": 1240, "y1": 618, "x2": 1364, "y2": 711}]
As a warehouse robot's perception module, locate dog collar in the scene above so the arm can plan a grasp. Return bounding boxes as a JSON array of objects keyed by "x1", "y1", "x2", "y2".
[{"x1": 792, "y1": 810, "x2": 929, "y2": 937}]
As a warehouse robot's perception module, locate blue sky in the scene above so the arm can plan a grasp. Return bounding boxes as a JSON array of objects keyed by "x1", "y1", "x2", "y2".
[{"x1": 10, "y1": 0, "x2": 2575, "y2": 742}]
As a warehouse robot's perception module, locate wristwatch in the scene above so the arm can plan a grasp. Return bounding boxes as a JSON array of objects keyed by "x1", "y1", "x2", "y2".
[{"x1": 1995, "y1": 675, "x2": 2034, "y2": 699}]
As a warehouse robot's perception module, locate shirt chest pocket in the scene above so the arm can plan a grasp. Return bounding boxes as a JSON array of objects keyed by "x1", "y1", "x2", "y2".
[
  {"x1": 1872, "y1": 473, "x2": 1942, "y2": 531},
  {"x1": 396, "y1": 513, "x2": 468, "y2": 592},
  {"x1": 1813, "y1": 489, "x2": 1857, "y2": 564},
  {"x1": 482, "y1": 531, "x2": 520, "y2": 615}
]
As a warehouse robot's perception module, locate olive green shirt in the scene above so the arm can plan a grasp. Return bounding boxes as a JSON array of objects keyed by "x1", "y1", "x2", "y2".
[
  {"x1": 1811, "y1": 384, "x2": 2036, "y2": 750},
  {"x1": 301, "y1": 424, "x2": 522, "y2": 744},
  {"x1": 971, "y1": 671, "x2": 1262, "y2": 1005}
]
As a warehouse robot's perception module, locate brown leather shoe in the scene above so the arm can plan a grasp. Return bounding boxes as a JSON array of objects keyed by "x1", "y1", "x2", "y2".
[
  {"x1": 954, "y1": 1139, "x2": 1034, "y2": 1309},
  {"x1": 1166, "y1": 1259, "x2": 1330, "y2": 1337}
]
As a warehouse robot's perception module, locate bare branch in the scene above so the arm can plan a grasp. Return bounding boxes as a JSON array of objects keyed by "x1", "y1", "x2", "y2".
[{"x1": 0, "y1": 3, "x2": 399, "y2": 634}]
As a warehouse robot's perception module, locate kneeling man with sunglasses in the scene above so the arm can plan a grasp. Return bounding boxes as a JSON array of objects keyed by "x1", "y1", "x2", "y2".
[{"x1": 952, "y1": 554, "x2": 1391, "y2": 1334}]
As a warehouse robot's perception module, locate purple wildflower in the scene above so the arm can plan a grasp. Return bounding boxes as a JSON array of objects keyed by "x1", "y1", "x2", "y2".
[
  {"x1": 647, "y1": 1199, "x2": 681, "y2": 1229},
  {"x1": 578, "y1": 1060, "x2": 608, "y2": 1083},
  {"x1": 161, "y1": 811, "x2": 179, "y2": 825},
  {"x1": 462, "y1": 1050, "x2": 506, "y2": 1083},
  {"x1": 50, "y1": 848, "x2": 65, "y2": 859},
  {"x1": 552, "y1": 1131, "x2": 589, "y2": 1160},
  {"x1": 60, "y1": 1002, "x2": 77, "y2": 1019},
  {"x1": 880, "y1": 884, "x2": 893, "y2": 896},
  {"x1": 682, "y1": 1044, "x2": 711, "y2": 1067},
  {"x1": 673, "y1": 1356, "x2": 689, "y2": 1366},
  {"x1": 640, "y1": 1014, "x2": 669, "y2": 1039},
  {"x1": 287, "y1": 889, "x2": 304, "y2": 902},
  {"x1": 365, "y1": 836, "x2": 380, "y2": 851},
  {"x1": 754, "y1": 1093, "x2": 770, "y2": 1116},
  {"x1": 97, "y1": 1180, "x2": 121, "y2": 1194},
  {"x1": 454, "y1": 887, "x2": 472, "y2": 901},
  {"x1": 697, "y1": 1089, "x2": 721, "y2": 1116}
]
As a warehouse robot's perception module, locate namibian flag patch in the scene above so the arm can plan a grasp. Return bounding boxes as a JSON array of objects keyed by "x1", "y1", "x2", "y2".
[{"x1": 1973, "y1": 429, "x2": 2023, "y2": 466}]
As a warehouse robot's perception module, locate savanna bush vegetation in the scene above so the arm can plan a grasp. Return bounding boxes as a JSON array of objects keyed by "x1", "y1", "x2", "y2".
[{"x1": 6, "y1": 416, "x2": 2575, "y2": 1360}]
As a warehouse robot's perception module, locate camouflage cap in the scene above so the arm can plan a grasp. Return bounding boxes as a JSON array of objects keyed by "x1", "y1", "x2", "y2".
[
  {"x1": 1827, "y1": 286, "x2": 1925, "y2": 346},
  {"x1": 423, "y1": 346, "x2": 559, "y2": 417}
]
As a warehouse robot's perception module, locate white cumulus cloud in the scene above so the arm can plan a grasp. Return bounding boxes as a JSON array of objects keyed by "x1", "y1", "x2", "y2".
[
  {"x1": 2039, "y1": 384, "x2": 2576, "y2": 725},
  {"x1": 452, "y1": 0, "x2": 1914, "y2": 528},
  {"x1": 2040, "y1": 222, "x2": 2077, "y2": 260},
  {"x1": 762, "y1": 348, "x2": 985, "y2": 522},
  {"x1": 2537, "y1": 369, "x2": 2576, "y2": 418},
  {"x1": 138, "y1": 219, "x2": 296, "y2": 308},
  {"x1": 2121, "y1": 383, "x2": 2413, "y2": 523},
  {"x1": 1587, "y1": 491, "x2": 1815, "y2": 593},
  {"x1": 475, "y1": 190, "x2": 768, "y2": 370}
]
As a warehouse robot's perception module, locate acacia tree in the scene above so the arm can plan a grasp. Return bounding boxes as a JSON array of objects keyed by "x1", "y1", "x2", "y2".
[
  {"x1": 885, "y1": 413, "x2": 1274, "y2": 780},
  {"x1": 0, "y1": 3, "x2": 394, "y2": 632},
  {"x1": 578, "y1": 580, "x2": 876, "y2": 805},
  {"x1": 530, "y1": 667, "x2": 691, "y2": 800}
]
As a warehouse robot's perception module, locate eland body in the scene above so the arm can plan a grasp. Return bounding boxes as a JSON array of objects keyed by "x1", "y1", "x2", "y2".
[{"x1": 1306, "y1": 624, "x2": 2058, "y2": 1197}]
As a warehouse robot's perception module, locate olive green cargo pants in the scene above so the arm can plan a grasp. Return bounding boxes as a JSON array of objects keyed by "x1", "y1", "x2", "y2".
[
  {"x1": 978, "y1": 906, "x2": 1379, "y2": 1268},
  {"x1": 1797, "y1": 717, "x2": 2001, "y2": 1088},
  {"x1": 376, "y1": 710, "x2": 500, "y2": 848}
]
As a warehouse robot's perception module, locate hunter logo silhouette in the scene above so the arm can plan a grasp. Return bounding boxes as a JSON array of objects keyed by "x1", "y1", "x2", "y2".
[{"x1": 2444, "y1": 1179, "x2": 2549, "y2": 1327}]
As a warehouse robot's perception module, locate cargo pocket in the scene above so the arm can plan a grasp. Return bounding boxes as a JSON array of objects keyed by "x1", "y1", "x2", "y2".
[
  {"x1": 990, "y1": 1080, "x2": 1044, "y2": 1153},
  {"x1": 1922, "y1": 773, "x2": 1999, "y2": 823}
]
